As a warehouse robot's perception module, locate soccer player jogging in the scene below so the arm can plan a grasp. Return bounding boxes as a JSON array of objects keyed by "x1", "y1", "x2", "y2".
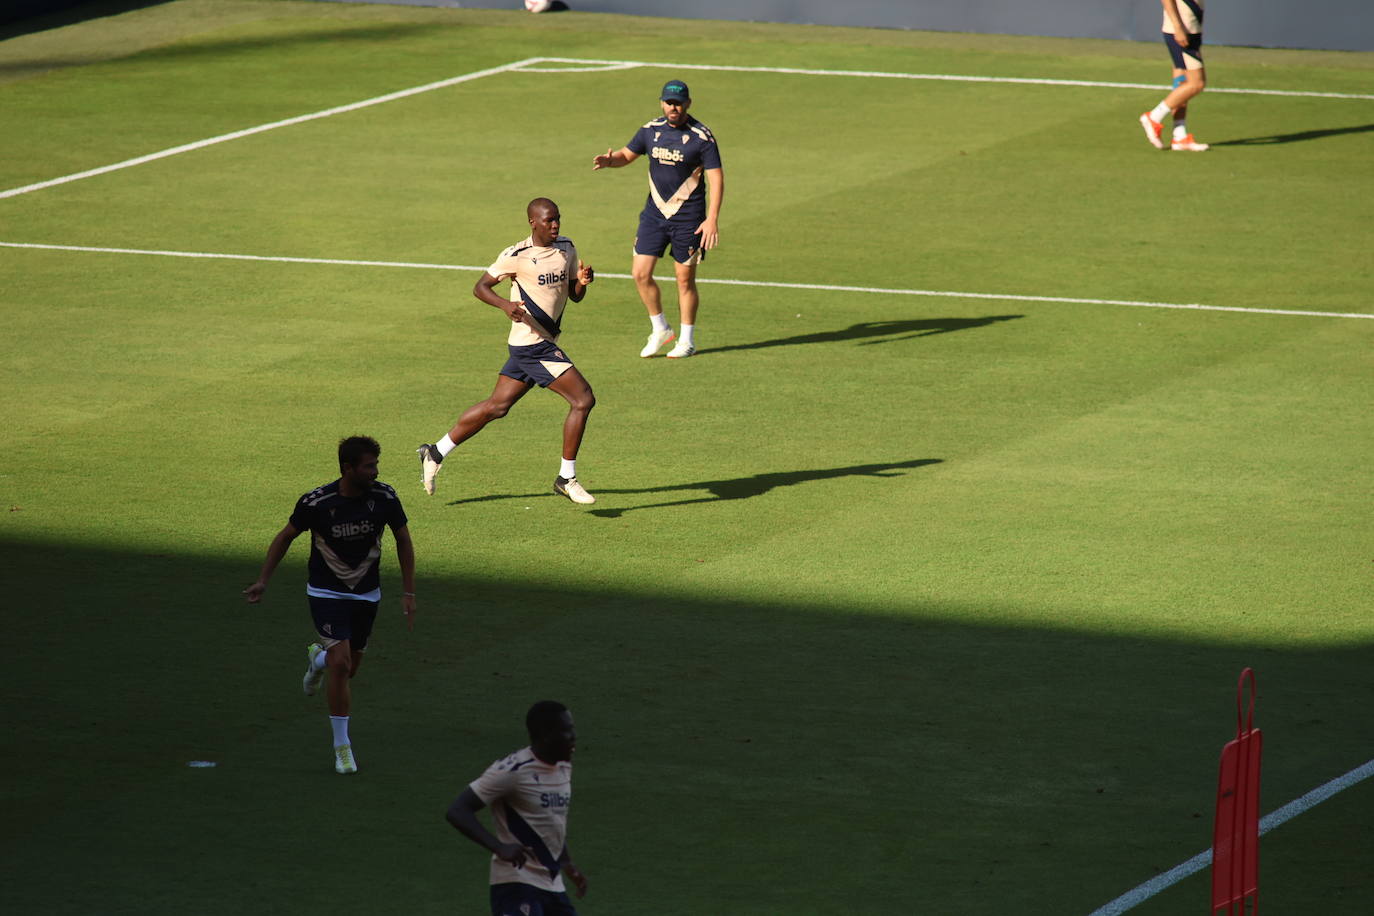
[
  {"x1": 242, "y1": 436, "x2": 416, "y2": 775},
  {"x1": 417, "y1": 198, "x2": 598, "y2": 504},
  {"x1": 1139, "y1": 0, "x2": 1210, "y2": 152},
  {"x1": 593, "y1": 79, "x2": 724, "y2": 359},
  {"x1": 446, "y1": 701, "x2": 588, "y2": 916}
]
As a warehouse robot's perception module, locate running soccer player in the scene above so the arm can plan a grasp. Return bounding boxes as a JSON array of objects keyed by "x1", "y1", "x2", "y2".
[
  {"x1": 446, "y1": 701, "x2": 588, "y2": 916},
  {"x1": 1139, "y1": 0, "x2": 1210, "y2": 152},
  {"x1": 593, "y1": 78, "x2": 724, "y2": 358},
  {"x1": 417, "y1": 198, "x2": 597, "y2": 504},
  {"x1": 242, "y1": 435, "x2": 416, "y2": 775}
]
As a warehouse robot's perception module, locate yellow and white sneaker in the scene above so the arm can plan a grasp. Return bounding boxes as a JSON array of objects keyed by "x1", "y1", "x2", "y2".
[
  {"x1": 1171, "y1": 134, "x2": 1210, "y2": 151},
  {"x1": 1139, "y1": 113, "x2": 1165, "y2": 149},
  {"x1": 666, "y1": 342, "x2": 696, "y2": 359},
  {"x1": 639, "y1": 327, "x2": 676, "y2": 357},
  {"x1": 553, "y1": 476, "x2": 595, "y2": 505},
  {"x1": 334, "y1": 744, "x2": 357, "y2": 774},
  {"x1": 302, "y1": 643, "x2": 325, "y2": 696}
]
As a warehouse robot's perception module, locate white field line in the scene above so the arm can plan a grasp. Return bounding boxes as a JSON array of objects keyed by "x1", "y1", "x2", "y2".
[
  {"x1": 0, "y1": 58, "x2": 540, "y2": 201},
  {"x1": 1088, "y1": 757, "x2": 1374, "y2": 916},
  {"x1": 4, "y1": 241, "x2": 1371, "y2": 322},
  {"x1": 518, "y1": 57, "x2": 1374, "y2": 100}
]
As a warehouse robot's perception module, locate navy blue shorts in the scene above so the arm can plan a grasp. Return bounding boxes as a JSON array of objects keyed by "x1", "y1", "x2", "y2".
[
  {"x1": 308, "y1": 596, "x2": 378, "y2": 651},
  {"x1": 490, "y1": 883, "x2": 578, "y2": 916},
  {"x1": 635, "y1": 210, "x2": 705, "y2": 265},
  {"x1": 1163, "y1": 31, "x2": 1204, "y2": 70},
  {"x1": 500, "y1": 341, "x2": 575, "y2": 388}
]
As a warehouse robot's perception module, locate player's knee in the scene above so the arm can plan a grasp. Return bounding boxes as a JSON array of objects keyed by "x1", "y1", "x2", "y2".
[{"x1": 486, "y1": 400, "x2": 513, "y2": 421}]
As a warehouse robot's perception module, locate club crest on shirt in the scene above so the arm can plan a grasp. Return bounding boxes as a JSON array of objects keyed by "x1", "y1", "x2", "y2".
[
  {"x1": 682, "y1": 133, "x2": 689, "y2": 144},
  {"x1": 653, "y1": 131, "x2": 661, "y2": 142},
  {"x1": 367, "y1": 500, "x2": 375, "y2": 512}
]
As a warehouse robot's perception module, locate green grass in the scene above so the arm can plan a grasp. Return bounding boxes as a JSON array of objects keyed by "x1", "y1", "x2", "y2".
[{"x1": 2, "y1": 2, "x2": 1372, "y2": 913}]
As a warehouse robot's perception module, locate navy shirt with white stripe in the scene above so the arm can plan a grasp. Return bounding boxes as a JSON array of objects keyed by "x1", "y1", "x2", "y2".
[
  {"x1": 626, "y1": 115, "x2": 722, "y2": 223},
  {"x1": 288, "y1": 480, "x2": 407, "y2": 600}
]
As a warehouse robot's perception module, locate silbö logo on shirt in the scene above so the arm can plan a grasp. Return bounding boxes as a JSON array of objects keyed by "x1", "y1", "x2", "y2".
[
  {"x1": 331, "y1": 520, "x2": 376, "y2": 537},
  {"x1": 652, "y1": 146, "x2": 685, "y2": 164},
  {"x1": 540, "y1": 791, "x2": 570, "y2": 809},
  {"x1": 537, "y1": 270, "x2": 567, "y2": 287}
]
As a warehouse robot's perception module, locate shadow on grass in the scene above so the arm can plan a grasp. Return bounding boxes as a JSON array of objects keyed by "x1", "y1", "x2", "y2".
[
  {"x1": 0, "y1": 0, "x2": 168, "y2": 38},
  {"x1": 1211, "y1": 123, "x2": 1374, "y2": 146},
  {"x1": 444, "y1": 458, "x2": 943, "y2": 516},
  {"x1": 701, "y1": 315, "x2": 1023, "y2": 355},
  {"x1": 5, "y1": 535, "x2": 1372, "y2": 914}
]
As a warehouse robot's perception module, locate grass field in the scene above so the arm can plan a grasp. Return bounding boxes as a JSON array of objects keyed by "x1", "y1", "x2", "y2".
[{"x1": 3, "y1": 2, "x2": 1373, "y2": 913}]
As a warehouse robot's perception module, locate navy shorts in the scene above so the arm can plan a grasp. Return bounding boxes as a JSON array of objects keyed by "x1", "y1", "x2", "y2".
[
  {"x1": 490, "y1": 883, "x2": 578, "y2": 916},
  {"x1": 500, "y1": 340, "x2": 575, "y2": 388},
  {"x1": 1163, "y1": 31, "x2": 1204, "y2": 70},
  {"x1": 308, "y1": 596, "x2": 378, "y2": 651},
  {"x1": 635, "y1": 209, "x2": 705, "y2": 265}
]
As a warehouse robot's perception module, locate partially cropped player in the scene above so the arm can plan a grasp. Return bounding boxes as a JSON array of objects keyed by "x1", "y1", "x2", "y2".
[
  {"x1": 593, "y1": 79, "x2": 724, "y2": 358},
  {"x1": 1139, "y1": 0, "x2": 1210, "y2": 152},
  {"x1": 242, "y1": 436, "x2": 416, "y2": 775},
  {"x1": 417, "y1": 198, "x2": 597, "y2": 504}
]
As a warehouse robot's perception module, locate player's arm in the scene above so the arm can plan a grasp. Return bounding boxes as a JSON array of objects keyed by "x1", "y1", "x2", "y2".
[
  {"x1": 695, "y1": 167, "x2": 724, "y2": 250},
  {"x1": 391, "y1": 523, "x2": 416, "y2": 630},
  {"x1": 1160, "y1": 0, "x2": 1190, "y2": 44},
  {"x1": 446, "y1": 787, "x2": 536, "y2": 867},
  {"x1": 242, "y1": 522, "x2": 302, "y2": 602},
  {"x1": 558, "y1": 845, "x2": 589, "y2": 898},
  {"x1": 592, "y1": 146, "x2": 639, "y2": 169},
  {"x1": 473, "y1": 272, "x2": 526, "y2": 323},
  {"x1": 569, "y1": 259, "x2": 593, "y2": 303}
]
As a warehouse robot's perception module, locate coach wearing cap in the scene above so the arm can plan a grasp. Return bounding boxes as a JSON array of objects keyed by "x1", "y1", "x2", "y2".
[{"x1": 592, "y1": 79, "x2": 724, "y2": 360}]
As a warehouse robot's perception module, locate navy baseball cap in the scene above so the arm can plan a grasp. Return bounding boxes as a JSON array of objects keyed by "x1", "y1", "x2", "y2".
[{"x1": 660, "y1": 80, "x2": 690, "y2": 102}]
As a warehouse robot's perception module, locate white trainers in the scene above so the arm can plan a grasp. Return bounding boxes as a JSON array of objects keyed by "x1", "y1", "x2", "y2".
[
  {"x1": 1139, "y1": 112, "x2": 1165, "y2": 149},
  {"x1": 554, "y1": 476, "x2": 595, "y2": 505},
  {"x1": 666, "y1": 342, "x2": 696, "y2": 359},
  {"x1": 302, "y1": 643, "x2": 325, "y2": 696},
  {"x1": 639, "y1": 327, "x2": 676, "y2": 357},
  {"x1": 334, "y1": 744, "x2": 357, "y2": 774},
  {"x1": 1171, "y1": 133, "x2": 1210, "y2": 151},
  {"x1": 416, "y1": 443, "x2": 443, "y2": 495}
]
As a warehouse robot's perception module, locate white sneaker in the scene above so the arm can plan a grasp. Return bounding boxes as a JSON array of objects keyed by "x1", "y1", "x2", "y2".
[
  {"x1": 639, "y1": 327, "x2": 676, "y2": 357},
  {"x1": 1171, "y1": 133, "x2": 1210, "y2": 151},
  {"x1": 554, "y1": 476, "x2": 595, "y2": 505},
  {"x1": 334, "y1": 744, "x2": 357, "y2": 774},
  {"x1": 1139, "y1": 112, "x2": 1165, "y2": 149},
  {"x1": 666, "y1": 342, "x2": 696, "y2": 359},
  {"x1": 302, "y1": 643, "x2": 325, "y2": 696},
  {"x1": 416, "y1": 443, "x2": 443, "y2": 495}
]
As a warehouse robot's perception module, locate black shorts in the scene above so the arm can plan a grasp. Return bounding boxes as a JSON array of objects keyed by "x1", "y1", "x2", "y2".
[
  {"x1": 500, "y1": 340, "x2": 575, "y2": 388},
  {"x1": 1163, "y1": 31, "x2": 1204, "y2": 70},
  {"x1": 308, "y1": 596, "x2": 378, "y2": 650},
  {"x1": 634, "y1": 209, "x2": 705, "y2": 265},
  {"x1": 490, "y1": 883, "x2": 578, "y2": 916}
]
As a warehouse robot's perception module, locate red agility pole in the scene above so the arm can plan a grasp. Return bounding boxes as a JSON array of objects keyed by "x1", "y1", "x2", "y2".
[{"x1": 1211, "y1": 667, "x2": 1261, "y2": 915}]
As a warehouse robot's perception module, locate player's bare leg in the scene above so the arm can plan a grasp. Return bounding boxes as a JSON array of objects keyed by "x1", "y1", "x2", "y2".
[
  {"x1": 633, "y1": 253, "x2": 676, "y2": 356},
  {"x1": 447, "y1": 375, "x2": 534, "y2": 446},
  {"x1": 667, "y1": 260, "x2": 699, "y2": 358},
  {"x1": 325, "y1": 640, "x2": 359, "y2": 774},
  {"x1": 1168, "y1": 68, "x2": 1209, "y2": 151},
  {"x1": 548, "y1": 368, "x2": 596, "y2": 504}
]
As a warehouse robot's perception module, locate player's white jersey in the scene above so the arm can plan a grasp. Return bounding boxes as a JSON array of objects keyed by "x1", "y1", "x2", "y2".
[
  {"x1": 469, "y1": 746, "x2": 573, "y2": 892},
  {"x1": 1163, "y1": 0, "x2": 1204, "y2": 35},
  {"x1": 485, "y1": 235, "x2": 579, "y2": 347}
]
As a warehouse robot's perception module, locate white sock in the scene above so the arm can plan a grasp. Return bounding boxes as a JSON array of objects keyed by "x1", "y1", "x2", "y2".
[
  {"x1": 1149, "y1": 101, "x2": 1172, "y2": 123},
  {"x1": 650, "y1": 312, "x2": 670, "y2": 333},
  {"x1": 1173, "y1": 122, "x2": 1188, "y2": 140},
  {"x1": 679, "y1": 323, "x2": 695, "y2": 347},
  {"x1": 560, "y1": 458, "x2": 576, "y2": 480},
  {"x1": 436, "y1": 433, "x2": 458, "y2": 458},
  {"x1": 330, "y1": 715, "x2": 350, "y2": 748}
]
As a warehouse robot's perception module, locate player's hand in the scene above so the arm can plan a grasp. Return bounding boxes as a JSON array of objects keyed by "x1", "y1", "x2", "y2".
[
  {"x1": 494, "y1": 842, "x2": 537, "y2": 868},
  {"x1": 401, "y1": 593, "x2": 416, "y2": 631},
  {"x1": 695, "y1": 217, "x2": 719, "y2": 251},
  {"x1": 242, "y1": 581, "x2": 266, "y2": 603},
  {"x1": 1174, "y1": 28, "x2": 1190, "y2": 46},
  {"x1": 504, "y1": 302, "x2": 528, "y2": 324},
  {"x1": 562, "y1": 862, "x2": 588, "y2": 898},
  {"x1": 591, "y1": 148, "x2": 615, "y2": 170},
  {"x1": 576, "y1": 259, "x2": 594, "y2": 287}
]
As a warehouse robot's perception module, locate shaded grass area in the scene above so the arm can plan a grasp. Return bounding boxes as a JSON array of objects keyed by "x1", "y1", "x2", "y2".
[{"x1": 2, "y1": 536, "x2": 1371, "y2": 915}]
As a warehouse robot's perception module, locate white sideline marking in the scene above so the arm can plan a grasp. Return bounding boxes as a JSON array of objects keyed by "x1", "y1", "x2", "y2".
[
  {"x1": 4, "y1": 241, "x2": 1371, "y2": 322},
  {"x1": 518, "y1": 56, "x2": 1374, "y2": 100},
  {"x1": 0, "y1": 59, "x2": 538, "y2": 201},
  {"x1": 1088, "y1": 758, "x2": 1374, "y2": 915}
]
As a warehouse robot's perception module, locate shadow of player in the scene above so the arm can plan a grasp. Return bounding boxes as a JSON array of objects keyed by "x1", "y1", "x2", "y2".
[
  {"x1": 703, "y1": 315, "x2": 1022, "y2": 355},
  {"x1": 1211, "y1": 123, "x2": 1374, "y2": 146}
]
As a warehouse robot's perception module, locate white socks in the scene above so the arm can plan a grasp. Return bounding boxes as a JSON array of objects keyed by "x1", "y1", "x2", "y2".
[
  {"x1": 1149, "y1": 101, "x2": 1172, "y2": 123},
  {"x1": 330, "y1": 715, "x2": 350, "y2": 748},
  {"x1": 1173, "y1": 122, "x2": 1189, "y2": 140},
  {"x1": 679, "y1": 323, "x2": 695, "y2": 348},
  {"x1": 560, "y1": 458, "x2": 576, "y2": 479},
  {"x1": 436, "y1": 433, "x2": 458, "y2": 458},
  {"x1": 650, "y1": 312, "x2": 671, "y2": 333}
]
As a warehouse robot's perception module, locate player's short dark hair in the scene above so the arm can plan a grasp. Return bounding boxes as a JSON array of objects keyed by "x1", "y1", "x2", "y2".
[
  {"x1": 338, "y1": 435, "x2": 381, "y2": 470},
  {"x1": 526, "y1": 700, "x2": 568, "y2": 738}
]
